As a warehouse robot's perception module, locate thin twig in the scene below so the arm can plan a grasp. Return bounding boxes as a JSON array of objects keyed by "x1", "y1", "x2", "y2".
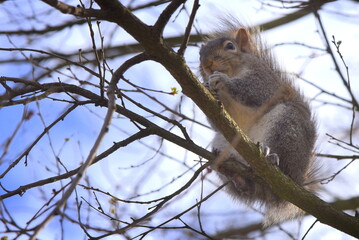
[
  {"x1": 313, "y1": 9, "x2": 358, "y2": 109},
  {"x1": 133, "y1": 180, "x2": 228, "y2": 240},
  {"x1": 177, "y1": 0, "x2": 200, "y2": 55},
  {"x1": 94, "y1": 161, "x2": 211, "y2": 239},
  {"x1": 81, "y1": 0, "x2": 105, "y2": 99},
  {"x1": 301, "y1": 220, "x2": 318, "y2": 240},
  {"x1": 154, "y1": 0, "x2": 185, "y2": 33},
  {"x1": 0, "y1": 104, "x2": 78, "y2": 179},
  {"x1": 30, "y1": 57, "x2": 117, "y2": 240}
]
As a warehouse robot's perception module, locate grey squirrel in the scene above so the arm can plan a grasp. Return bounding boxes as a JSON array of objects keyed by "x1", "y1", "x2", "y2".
[{"x1": 199, "y1": 22, "x2": 319, "y2": 226}]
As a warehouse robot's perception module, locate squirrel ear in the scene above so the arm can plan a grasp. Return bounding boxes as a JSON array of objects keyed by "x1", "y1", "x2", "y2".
[{"x1": 236, "y1": 28, "x2": 252, "y2": 52}]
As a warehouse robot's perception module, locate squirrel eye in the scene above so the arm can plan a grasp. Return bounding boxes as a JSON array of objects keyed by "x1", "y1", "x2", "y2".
[{"x1": 225, "y1": 42, "x2": 235, "y2": 50}]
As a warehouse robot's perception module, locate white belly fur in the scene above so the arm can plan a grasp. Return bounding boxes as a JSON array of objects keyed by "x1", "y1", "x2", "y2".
[
  {"x1": 212, "y1": 103, "x2": 286, "y2": 163},
  {"x1": 247, "y1": 103, "x2": 286, "y2": 143}
]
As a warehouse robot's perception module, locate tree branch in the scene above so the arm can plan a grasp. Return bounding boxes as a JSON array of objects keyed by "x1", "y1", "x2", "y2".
[
  {"x1": 177, "y1": 0, "x2": 199, "y2": 56},
  {"x1": 0, "y1": 79, "x2": 217, "y2": 201},
  {"x1": 3, "y1": 0, "x2": 358, "y2": 238},
  {"x1": 89, "y1": 3, "x2": 359, "y2": 238},
  {"x1": 154, "y1": 0, "x2": 185, "y2": 33},
  {"x1": 213, "y1": 196, "x2": 359, "y2": 239},
  {"x1": 40, "y1": 0, "x2": 106, "y2": 18},
  {"x1": 0, "y1": 103, "x2": 78, "y2": 179},
  {"x1": 30, "y1": 49, "x2": 117, "y2": 239},
  {"x1": 313, "y1": 8, "x2": 359, "y2": 110}
]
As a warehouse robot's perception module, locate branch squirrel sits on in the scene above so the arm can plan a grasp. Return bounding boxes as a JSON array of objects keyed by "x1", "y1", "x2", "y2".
[{"x1": 199, "y1": 21, "x2": 319, "y2": 226}]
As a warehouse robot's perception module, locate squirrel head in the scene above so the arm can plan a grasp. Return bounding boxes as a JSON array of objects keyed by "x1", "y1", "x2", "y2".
[{"x1": 200, "y1": 28, "x2": 254, "y2": 80}]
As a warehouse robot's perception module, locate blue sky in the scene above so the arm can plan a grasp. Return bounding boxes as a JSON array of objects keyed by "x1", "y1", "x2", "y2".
[{"x1": 1, "y1": 1, "x2": 359, "y2": 239}]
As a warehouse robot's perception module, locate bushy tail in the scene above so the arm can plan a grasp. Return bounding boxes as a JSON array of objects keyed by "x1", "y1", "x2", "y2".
[
  {"x1": 263, "y1": 177, "x2": 320, "y2": 227},
  {"x1": 263, "y1": 202, "x2": 304, "y2": 227}
]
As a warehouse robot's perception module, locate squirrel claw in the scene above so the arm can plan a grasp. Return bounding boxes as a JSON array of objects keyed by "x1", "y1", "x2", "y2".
[
  {"x1": 267, "y1": 153, "x2": 280, "y2": 166},
  {"x1": 258, "y1": 143, "x2": 280, "y2": 166},
  {"x1": 203, "y1": 81, "x2": 210, "y2": 90}
]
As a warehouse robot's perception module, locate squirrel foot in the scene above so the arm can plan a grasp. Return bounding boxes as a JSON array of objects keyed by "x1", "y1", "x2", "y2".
[
  {"x1": 258, "y1": 143, "x2": 280, "y2": 166},
  {"x1": 203, "y1": 81, "x2": 210, "y2": 90}
]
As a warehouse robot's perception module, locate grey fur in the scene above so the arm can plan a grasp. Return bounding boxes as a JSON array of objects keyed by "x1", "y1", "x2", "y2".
[{"x1": 199, "y1": 21, "x2": 319, "y2": 226}]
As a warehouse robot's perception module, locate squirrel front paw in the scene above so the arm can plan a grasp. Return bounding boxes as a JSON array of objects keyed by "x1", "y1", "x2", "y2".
[{"x1": 208, "y1": 71, "x2": 230, "y2": 94}]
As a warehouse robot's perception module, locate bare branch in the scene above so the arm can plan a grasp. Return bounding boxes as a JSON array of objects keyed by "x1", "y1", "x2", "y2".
[
  {"x1": 313, "y1": 9, "x2": 359, "y2": 110},
  {"x1": 40, "y1": 0, "x2": 105, "y2": 18},
  {"x1": 177, "y1": 0, "x2": 200, "y2": 56},
  {"x1": 154, "y1": 0, "x2": 185, "y2": 33},
  {"x1": 30, "y1": 48, "x2": 118, "y2": 239}
]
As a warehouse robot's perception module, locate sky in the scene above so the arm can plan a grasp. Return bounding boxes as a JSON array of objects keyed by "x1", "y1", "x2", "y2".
[{"x1": 0, "y1": 0, "x2": 359, "y2": 239}]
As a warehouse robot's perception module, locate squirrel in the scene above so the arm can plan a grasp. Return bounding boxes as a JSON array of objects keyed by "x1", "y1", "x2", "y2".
[{"x1": 199, "y1": 21, "x2": 319, "y2": 226}]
